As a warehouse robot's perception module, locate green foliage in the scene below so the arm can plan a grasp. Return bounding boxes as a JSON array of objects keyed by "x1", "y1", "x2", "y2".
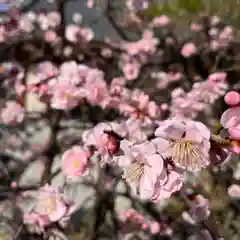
[
  {"x1": 0, "y1": 124, "x2": 8, "y2": 129},
  {"x1": 143, "y1": 0, "x2": 240, "y2": 23},
  {"x1": 177, "y1": 0, "x2": 204, "y2": 13},
  {"x1": 143, "y1": 0, "x2": 204, "y2": 20},
  {"x1": 143, "y1": 2, "x2": 180, "y2": 20}
]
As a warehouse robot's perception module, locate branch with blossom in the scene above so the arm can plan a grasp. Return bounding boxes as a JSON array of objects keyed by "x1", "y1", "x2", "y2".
[{"x1": 0, "y1": 0, "x2": 239, "y2": 239}]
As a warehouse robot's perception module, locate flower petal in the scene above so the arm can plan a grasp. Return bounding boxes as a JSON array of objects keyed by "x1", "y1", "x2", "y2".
[
  {"x1": 120, "y1": 139, "x2": 133, "y2": 157},
  {"x1": 49, "y1": 201, "x2": 67, "y2": 222},
  {"x1": 133, "y1": 141, "x2": 156, "y2": 156},
  {"x1": 220, "y1": 107, "x2": 240, "y2": 129},
  {"x1": 145, "y1": 154, "x2": 164, "y2": 176},
  {"x1": 139, "y1": 166, "x2": 157, "y2": 200},
  {"x1": 151, "y1": 137, "x2": 171, "y2": 156},
  {"x1": 184, "y1": 120, "x2": 210, "y2": 143},
  {"x1": 155, "y1": 120, "x2": 185, "y2": 140}
]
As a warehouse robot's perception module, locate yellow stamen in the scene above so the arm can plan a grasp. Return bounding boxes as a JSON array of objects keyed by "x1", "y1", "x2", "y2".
[
  {"x1": 64, "y1": 91, "x2": 72, "y2": 99},
  {"x1": 73, "y1": 159, "x2": 80, "y2": 169},
  {"x1": 124, "y1": 161, "x2": 145, "y2": 183},
  {"x1": 171, "y1": 139, "x2": 202, "y2": 170},
  {"x1": 37, "y1": 197, "x2": 57, "y2": 215}
]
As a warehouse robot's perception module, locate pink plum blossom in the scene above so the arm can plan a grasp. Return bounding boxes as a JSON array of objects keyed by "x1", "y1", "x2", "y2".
[
  {"x1": 47, "y1": 12, "x2": 61, "y2": 28},
  {"x1": 65, "y1": 25, "x2": 80, "y2": 42},
  {"x1": 211, "y1": 16, "x2": 220, "y2": 26},
  {"x1": 224, "y1": 91, "x2": 240, "y2": 106},
  {"x1": 170, "y1": 80, "x2": 228, "y2": 119},
  {"x1": 221, "y1": 106, "x2": 240, "y2": 141},
  {"x1": 126, "y1": 0, "x2": 149, "y2": 11},
  {"x1": 208, "y1": 72, "x2": 227, "y2": 82},
  {"x1": 228, "y1": 140, "x2": 240, "y2": 155},
  {"x1": 44, "y1": 30, "x2": 57, "y2": 43},
  {"x1": 79, "y1": 27, "x2": 94, "y2": 42},
  {"x1": 33, "y1": 61, "x2": 59, "y2": 84},
  {"x1": 50, "y1": 82, "x2": 85, "y2": 110},
  {"x1": 151, "y1": 168, "x2": 183, "y2": 202},
  {"x1": 83, "y1": 122, "x2": 120, "y2": 162},
  {"x1": 181, "y1": 42, "x2": 197, "y2": 58},
  {"x1": 1, "y1": 101, "x2": 25, "y2": 125},
  {"x1": 24, "y1": 185, "x2": 75, "y2": 231},
  {"x1": 59, "y1": 61, "x2": 84, "y2": 85},
  {"x1": 151, "y1": 15, "x2": 170, "y2": 28},
  {"x1": 190, "y1": 23, "x2": 202, "y2": 32},
  {"x1": 84, "y1": 71, "x2": 108, "y2": 105},
  {"x1": 228, "y1": 184, "x2": 240, "y2": 198},
  {"x1": 219, "y1": 26, "x2": 233, "y2": 43},
  {"x1": 61, "y1": 146, "x2": 91, "y2": 179},
  {"x1": 72, "y1": 13, "x2": 82, "y2": 24},
  {"x1": 122, "y1": 62, "x2": 140, "y2": 81},
  {"x1": 152, "y1": 119, "x2": 211, "y2": 171},
  {"x1": 117, "y1": 140, "x2": 168, "y2": 200},
  {"x1": 150, "y1": 222, "x2": 161, "y2": 234},
  {"x1": 118, "y1": 89, "x2": 160, "y2": 123},
  {"x1": 114, "y1": 118, "x2": 147, "y2": 143},
  {"x1": 167, "y1": 72, "x2": 183, "y2": 82},
  {"x1": 65, "y1": 25, "x2": 94, "y2": 42},
  {"x1": 120, "y1": 209, "x2": 161, "y2": 235},
  {"x1": 188, "y1": 195, "x2": 210, "y2": 222},
  {"x1": 87, "y1": 0, "x2": 94, "y2": 8}
]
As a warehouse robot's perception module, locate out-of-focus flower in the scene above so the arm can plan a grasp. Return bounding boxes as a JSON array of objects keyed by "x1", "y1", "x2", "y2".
[
  {"x1": 65, "y1": 25, "x2": 94, "y2": 43},
  {"x1": 170, "y1": 80, "x2": 228, "y2": 120},
  {"x1": 44, "y1": 30, "x2": 57, "y2": 43},
  {"x1": 118, "y1": 89, "x2": 160, "y2": 123},
  {"x1": 211, "y1": 16, "x2": 220, "y2": 26},
  {"x1": 61, "y1": 146, "x2": 91, "y2": 179},
  {"x1": 189, "y1": 195, "x2": 210, "y2": 221},
  {"x1": 167, "y1": 72, "x2": 183, "y2": 82},
  {"x1": 84, "y1": 70, "x2": 108, "y2": 105},
  {"x1": 126, "y1": 0, "x2": 149, "y2": 11},
  {"x1": 221, "y1": 106, "x2": 240, "y2": 141},
  {"x1": 224, "y1": 91, "x2": 240, "y2": 106},
  {"x1": 47, "y1": 11, "x2": 61, "y2": 28},
  {"x1": 72, "y1": 13, "x2": 82, "y2": 24},
  {"x1": 101, "y1": 48, "x2": 113, "y2": 58},
  {"x1": 122, "y1": 62, "x2": 140, "y2": 81},
  {"x1": 50, "y1": 81, "x2": 85, "y2": 110},
  {"x1": 233, "y1": 162, "x2": 240, "y2": 180},
  {"x1": 190, "y1": 23, "x2": 202, "y2": 32},
  {"x1": 65, "y1": 24, "x2": 80, "y2": 42},
  {"x1": 1, "y1": 101, "x2": 25, "y2": 125},
  {"x1": 114, "y1": 118, "x2": 147, "y2": 143},
  {"x1": 228, "y1": 184, "x2": 240, "y2": 198},
  {"x1": 87, "y1": 0, "x2": 94, "y2": 8},
  {"x1": 120, "y1": 209, "x2": 161, "y2": 235},
  {"x1": 181, "y1": 42, "x2": 196, "y2": 58},
  {"x1": 32, "y1": 61, "x2": 58, "y2": 84},
  {"x1": 151, "y1": 15, "x2": 170, "y2": 28},
  {"x1": 152, "y1": 119, "x2": 211, "y2": 171},
  {"x1": 208, "y1": 72, "x2": 227, "y2": 82},
  {"x1": 219, "y1": 26, "x2": 233, "y2": 43},
  {"x1": 24, "y1": 185, "x2": 75, "y2": 232}
]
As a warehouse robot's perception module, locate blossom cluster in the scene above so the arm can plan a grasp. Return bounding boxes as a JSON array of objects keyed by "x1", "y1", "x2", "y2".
[{"x1": 0, "y1": 1, "x2": 239, "y2": 239}]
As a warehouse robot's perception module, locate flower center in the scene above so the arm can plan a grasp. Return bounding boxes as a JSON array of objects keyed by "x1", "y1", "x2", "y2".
[
  {"x1": 124, "y1": 155, "x2": 145, "y2": 184},
  {"x1": 73, "y1": 159, "x2": 80, "y2": 169},
  {"x1": 171, "y1": 139, "x2": 202, "y2": 169},
  {"x1": 37, "y1": 197, "x2": 57, "y2": 215},
  {"x1": 64, "y1": 91, "x2": 72, "y2": 99}
]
